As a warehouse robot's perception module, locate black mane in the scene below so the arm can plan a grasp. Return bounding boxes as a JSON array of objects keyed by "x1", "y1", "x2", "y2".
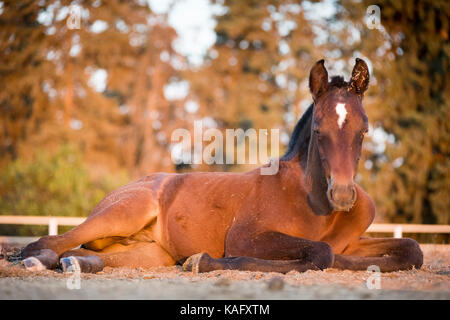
[
  {"x1": 280, "y1": 103, "x2": 314, "y2": 166},
  {"x1": 329, "y1": 75, "x2": 347, "y2": 88}
]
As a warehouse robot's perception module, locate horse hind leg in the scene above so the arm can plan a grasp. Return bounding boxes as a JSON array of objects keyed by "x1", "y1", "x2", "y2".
[
  {"x1": 59, "y1": 241, "x2": 175, "y2": 273},
  {"x1": 21, "y1": 187, "x2": 160, "y2": 271},
  {"x1": 21, "y1": 249, "x2": 59, "y2": 271}
]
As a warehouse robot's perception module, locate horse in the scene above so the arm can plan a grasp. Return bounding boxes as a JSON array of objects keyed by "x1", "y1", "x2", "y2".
[{"x1": 21, "y1": 58, "x2": 423, "y2": 274}]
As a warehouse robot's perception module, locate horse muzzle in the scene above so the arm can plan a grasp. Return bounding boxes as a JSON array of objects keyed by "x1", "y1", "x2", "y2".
[{"x1": 326, "y1": 182, "x2": 357, "y2": 212}]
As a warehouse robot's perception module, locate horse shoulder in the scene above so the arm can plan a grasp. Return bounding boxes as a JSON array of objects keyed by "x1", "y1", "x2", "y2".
[{"x1": 230, "y1": 168, "x2": 316, "y2": 239}]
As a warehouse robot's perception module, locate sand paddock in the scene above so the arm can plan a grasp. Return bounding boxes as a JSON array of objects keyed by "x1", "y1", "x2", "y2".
[{"x1": 0, "y1": 244, "x2": 449, "y2": 299}]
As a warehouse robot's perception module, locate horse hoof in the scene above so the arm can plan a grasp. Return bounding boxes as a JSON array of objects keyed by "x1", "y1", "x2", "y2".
[
  {"x1": 60, "y1": 256, "x2": 104, "y2": 274},
  {"x1": 60, "y1": 256, "x2": 81, "y2": 273},
  {"x1": 21, "y1": 249, "x2": 59, "y2": 271},
  {"x1": 22, "y1": 257, "x2": 47, "y2": 271},
  {"x1": 183, "y1": 252, "x2": 208, "y2": 273}
]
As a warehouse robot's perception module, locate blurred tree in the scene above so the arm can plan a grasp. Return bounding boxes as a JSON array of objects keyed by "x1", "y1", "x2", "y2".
[
  {"x1": 0, "y1": 0, "x2": 448, "y2": 228},
  {"x1": 0, "y1": 0, "x2": 51, "y2": 165},
  {"x1": 340, "y1": 0, "x2": 449, "y2": 224},
  {"x1": 0, "y1": 0, "x2": 187, "y2": 179},
  {"x1": 187, "y1": 0, "x2": 323, "y2": 170}
]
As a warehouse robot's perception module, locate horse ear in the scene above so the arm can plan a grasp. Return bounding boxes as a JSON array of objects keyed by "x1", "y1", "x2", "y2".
[
  {"x1": 309, "y1": 59, "x2": 328, "y2": 101},
  {"x1": 349, "y1": 58, "x2": 370, "y2": 96}
]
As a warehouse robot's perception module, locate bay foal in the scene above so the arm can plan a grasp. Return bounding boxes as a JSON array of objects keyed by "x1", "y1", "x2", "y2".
[{"x1": 22, "y1": 59, "x2": 423, "y2": 273}]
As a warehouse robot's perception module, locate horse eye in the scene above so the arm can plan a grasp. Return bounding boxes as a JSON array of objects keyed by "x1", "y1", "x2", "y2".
[{"x1": 315, "y1": 130, "x2": 323, "y2": 140}]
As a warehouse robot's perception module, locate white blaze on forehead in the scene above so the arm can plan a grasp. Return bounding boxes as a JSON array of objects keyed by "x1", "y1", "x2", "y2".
[{"x1": 335, "y1": 103, "x2": 347, "y2": 129}]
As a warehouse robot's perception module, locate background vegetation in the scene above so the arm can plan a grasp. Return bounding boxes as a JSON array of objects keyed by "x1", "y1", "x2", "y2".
[{"x1": 0, "y1": 0, "x2": 448, "y2": 236}]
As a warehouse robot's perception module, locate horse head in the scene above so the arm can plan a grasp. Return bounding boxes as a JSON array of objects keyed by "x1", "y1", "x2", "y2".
[{"x1": 308, "y1": 58, "x2": 370, "y2": 212}]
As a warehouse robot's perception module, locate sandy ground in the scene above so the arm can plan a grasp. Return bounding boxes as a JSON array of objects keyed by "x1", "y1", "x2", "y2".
[{"x1": 0, "y1": 244, "x2": 449, "y2": 299}]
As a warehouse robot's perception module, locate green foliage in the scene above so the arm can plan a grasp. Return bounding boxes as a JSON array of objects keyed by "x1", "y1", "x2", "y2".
[{"x1": 0, "y1": 144, "x2": 129, "y2": 219}]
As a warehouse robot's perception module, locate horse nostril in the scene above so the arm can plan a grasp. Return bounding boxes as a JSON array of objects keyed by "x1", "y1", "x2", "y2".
[
  {"x1": 327, "y1": 183, "x2": 356, "y2": 210},
  {"x1": 328, "y1": 184, "x2": 356, "y2": 203}
]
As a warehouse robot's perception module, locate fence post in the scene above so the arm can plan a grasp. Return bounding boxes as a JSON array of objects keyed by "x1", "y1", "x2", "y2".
[
  {"x1": 49, "y1": 218, "x2": 58, "y2": 235},
  {"x1": 394, "y1": 225, "x2": 403, "y2": 238}
]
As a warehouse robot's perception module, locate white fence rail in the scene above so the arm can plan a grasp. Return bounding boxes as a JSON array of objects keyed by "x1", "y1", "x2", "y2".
[
  {"x1": 0, "y1": 215, "x2": 449, "y2": 243},
  {"x1": 0, "y1": 216, "x2": 86, "y2": 236},
  {"x1": 367, "y1": 223, "x2": 450, "y2": 238}
]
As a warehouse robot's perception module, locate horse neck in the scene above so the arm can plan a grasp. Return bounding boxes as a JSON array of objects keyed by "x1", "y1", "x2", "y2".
[
  {"x1": 280, "y1": 103, "x2": 333, "y2": 215},
  {"x1": 303, "y1": 136, "x2": 333, "y2": 215}
]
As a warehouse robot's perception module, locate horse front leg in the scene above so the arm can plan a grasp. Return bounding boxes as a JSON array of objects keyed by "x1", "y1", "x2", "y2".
[
  {"x1": 333, "y1": 237, "x2": 423, "y2": 272},
  {"x1": 183, "y1": 231, "x2": 334, "y2": 273}
]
